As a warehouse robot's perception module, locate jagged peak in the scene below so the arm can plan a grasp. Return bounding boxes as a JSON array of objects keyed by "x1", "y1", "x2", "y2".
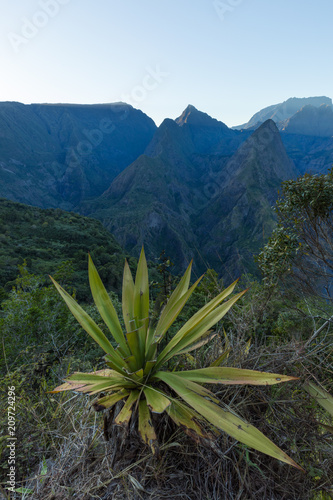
[{"x1": 175, "y1": 105, "x2": 229, "y2": 129}]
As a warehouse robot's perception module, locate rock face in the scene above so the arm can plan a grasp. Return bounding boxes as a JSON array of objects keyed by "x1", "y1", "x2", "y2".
[
  {"x1": 0, "y1": 102, "x2": 156, "y2": 209},
  {"x1": 235, "y1": 96, "x2": 332, "y2": 130},
  {"x1": 1, "y1": 98, "x2": 332, "y2": 279},
  {"x1": 84, "y1": 115, "x2": 296, "y2": 275},
  {"x1": 281, "y1": 104, "x2": 333, "y2": 137},
  {"x1": 196, "y1": 120, "x2": 297, "y2": 276}
]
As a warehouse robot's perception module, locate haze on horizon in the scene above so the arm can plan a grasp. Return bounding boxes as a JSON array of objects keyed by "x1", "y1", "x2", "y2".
[{"x1": 0, "y1": 0, "x2": 332, "y2": 127}]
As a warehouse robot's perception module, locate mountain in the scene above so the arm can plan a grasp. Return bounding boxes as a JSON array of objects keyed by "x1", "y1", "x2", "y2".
[
  {"x1": 83, "y1": 115, "x2": 296, "y2": 275},
  {"x1": 1, "y1": 98, "x2": 331, "y2": 279},
  {"x1": 281, "y1": 104, "x2": 333, "y2": 137},
  {"x1": 0, "y1": 197, "x2": 128, "y2": 300},
  {"x1": 0, "y1": 102, "x2": 156, "y2": 209},
  {"x1": 235, "y1": 96, "x2": 332, "y2": 130},
  {"x1": 233, "y1": 96, "x2": 333, "y2": 176},
  {"x1": 196, "y1": 120, "x2": 297, "y2": 276}
]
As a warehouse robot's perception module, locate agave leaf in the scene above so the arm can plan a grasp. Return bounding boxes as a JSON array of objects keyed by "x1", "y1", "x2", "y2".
[
  {"x1": 133, "y1": 248, "x2": 150, "y2": 361},
  {"x1": 93, "y1": 389, "x2": 129, "y2": 410},
  {"x1": 127, "y1": 325, "x2": 145, "y2": 368},
  {"x1": 138, "y1": 398, "x2": 158, "y2": 454},
  {"x1": 303, "y1": 382, "x2": 333, "y2": 417},
  {"x1": 50, "y1": 277, "x2": 127, "y2": 374},
  {"x1": 177, "y1": 332, "x2": 217, "y2": 355},
  {"x1": 153, "y1": 262, "x2": 200, "y2": 340},
  {"x1": 49, "y1": 381, "x2": 86, "y2": 393},
  {"x1": 153, "y1": 276, "x2": 203, "y2": 345},
  {"x1": 143, "y1": 386, "x2": 171, "y2": 413},
  {"x1": 122, "y1": 355, "x2": 140, "y2": 374},
  {"x1": 173, "y1": 367, "x2": 298, "y2": 385},
  {"x1": 159, "y1": 259, "x2": 193, "y2": 312},
  {"x1": 157, "y1": 371, "x2": 303, "y2": 470},
  {"x1": 115, "y1": 390, "x2": 140, "y2": 426},
  {"x1": 67, "y1": 370, "x2": 124, "y2": 383},
  {"x1": 88, "y1": 255, "x2": 130, "y2": 357},
  {"x1": 77, "y1": 381, "x2": 129, "y2": 395},
  {"x1": 122, "y1": 259, "x2": 135, "y2": 333},
  {"x1": 133, "y1": 247, "x2": 149, "y2": 325},
  {"x1": 165, "y1": 400, "x2": 209, "y2": 440},
  {"x1": 210, "y1": 349, "x2": 231, "y2": 367},
  {"x1": 154, "y1": 371, "x2": 219, "y2": 403},
  {"x1": 143, "y1": 360, "x2": 157, "y2": 377},
  {"x1": 156, "y1": 290, "x2": 246, "y2": 369}
]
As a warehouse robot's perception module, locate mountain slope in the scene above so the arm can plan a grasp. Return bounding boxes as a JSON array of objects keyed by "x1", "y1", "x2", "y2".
[
  {"x1": 84, "y1": 115, "x2": 296, "y2": 276},
  {"x1": 196, "y1": 120, "x2": 297, "y2": 276},
  {"x1": 235, "y1": 96, "x2": 332, "y2": 130},
  {"x1": 0, "y1": 102, "x2": 156, "y2": 209},
  {"x1": 281, "y1": 104, "x2": 333, "y2": 137},
  {"x1": 0, "y1": 198, "x2": 128, "y2": 300}
]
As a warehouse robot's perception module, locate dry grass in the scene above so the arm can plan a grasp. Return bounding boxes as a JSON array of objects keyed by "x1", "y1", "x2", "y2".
[{"x1": 17, "y1": 329, "x2": 332, "y2": 500}]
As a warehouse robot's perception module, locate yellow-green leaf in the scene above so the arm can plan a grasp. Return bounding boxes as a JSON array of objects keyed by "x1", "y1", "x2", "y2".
[
  {"x1": 143, "y1": 386, "x2": 171, "y2": 413},
  {"x1": 303, "y1": 382, "x2": 333, "y2": 417},
  {"x1": 165, "y1": 400, "x2": 209, "y2": 440},
  {"x1": 122, "y1": 259, "x2": 135, "y2": 333},
  {"x1": 156, "y1": 289, "x2": 246, "y2": 369},
  {"x1": 157, "y1": 371, "x2": 303, "y2": 470},
  {"x1": 115, "y1": 390, "x2": 140, "y2": 426},
  {"x1": 88, "y1": 255, "x2": 130, "y2": 356},
  {"x1": 50, "y1": 276, "x2": 127, "y2": 374},
  {"x1": 138, "y1": 398, "x2": 158, "y2": 454},
  {"x1": 93, "y1": 389, "x2": 129, "y2": 410},
  {"x1": 153, "y1": 275, "x2": 203, "y2": 344},
  {"x1": 173, "y1": 367, "x2": 298, "y2": 385},
  {"x1": 133, "y1": 247, "x2": 149, "y2": 325}
]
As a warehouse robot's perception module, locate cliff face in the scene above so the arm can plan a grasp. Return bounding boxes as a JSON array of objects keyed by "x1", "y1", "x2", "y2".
[
  {"x1": 0, "y1": 102, "x2": 156, "y2": 209},
  {"x1": 84, "y1": 117, "x2": 296, "y2": 276}
]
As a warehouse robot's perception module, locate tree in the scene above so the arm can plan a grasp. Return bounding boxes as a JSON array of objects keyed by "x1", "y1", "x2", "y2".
[{"x1": 258, "y1": 169, "x2": 333, "y2": 305}]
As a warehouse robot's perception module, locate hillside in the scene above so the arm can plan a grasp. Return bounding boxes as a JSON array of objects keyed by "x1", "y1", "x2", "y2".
[
  {"x1": 0, "y1": 102, "x2": 156, "y2": 209},
  {"x1": 0, "y1": 198, "x2": 130, "y2": 300},
  {"x1": 84, "y1": 115, "x2": 295, "y2": 275}
]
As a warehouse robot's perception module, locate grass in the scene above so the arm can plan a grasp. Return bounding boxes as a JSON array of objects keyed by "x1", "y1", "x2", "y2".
[{"x1": 3, "y1": 324, "x2": 331, "y2": 500}]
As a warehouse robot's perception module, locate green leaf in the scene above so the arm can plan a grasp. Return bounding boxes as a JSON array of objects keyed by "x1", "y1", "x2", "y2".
[
  {"x1": 210, "y1": 348, "x2": 231, "y2": 367},
  {"x1": 133, "y1": 247, "x2": 150, "y2": 360},
  {"x1": 50, "y1": 276, "x2": 127, "y2": 374},
  {"x1": 156, "y1": 289, "x2": 246, "y2": 369},
  {"x1": 88, "y1": 255, "x2": 130, "y2": 356},
  {"x1": 153, "y1": 275, "x2": 203, "y2": 344},
  {"x1": 134, "y1": 247, "x2": 149, "y2": 325},
  {"x1": 165, "y1": 400, "x2": 209, "y2": 440},
  {"x1": 115, "y1": 390, "x2": 140, "y2": 426},
  {"x1": 173, "y1": 367, "x2": 298, "y2": 385},
  {"x1": 157, "y1": 371, "x2": 303, "y2": 470},
  {"x1": 122, "y1": 259, "x2": 135, "y2": 333},
  {"x1": 154, "y1": 371, "x2": 219, "y2": 403},
  {"x1": 138, "y1": 398, "x2": 158, "y2": 454},
  {"x1": 126, "y1": 325, "x2": 145, "y2": 368},
  {"x1": 143, "y1": 386, "x2": 171, "y2": 413},
  {"x1": 303, "y1": 382, "x2": 333, "y2": 417},
  {"x1": 93, "y1": 390, "x2": 129, "y2": 410}
]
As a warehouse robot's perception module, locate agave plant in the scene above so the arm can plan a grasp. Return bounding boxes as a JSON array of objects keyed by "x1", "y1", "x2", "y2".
[{"x1": 51, "y1": 248, "x2": 302, "y2": 469}]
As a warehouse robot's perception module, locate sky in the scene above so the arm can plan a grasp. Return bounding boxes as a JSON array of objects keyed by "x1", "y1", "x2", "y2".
[{"x1": 0, "y1": 0, "x2": 332, "y2": 127}]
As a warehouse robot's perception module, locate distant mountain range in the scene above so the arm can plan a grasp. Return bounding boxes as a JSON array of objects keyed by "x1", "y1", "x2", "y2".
[
  {"x1": 0, "y1": 102, "x2": 156, "y2": 209},
  {"x1": 0, "y1": 97, "x2": 332, "y2": 277}
]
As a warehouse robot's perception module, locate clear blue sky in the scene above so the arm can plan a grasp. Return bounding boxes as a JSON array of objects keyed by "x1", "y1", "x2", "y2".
[{"x1": 0, "y1": 0, "x2": 332, "y2": 126}]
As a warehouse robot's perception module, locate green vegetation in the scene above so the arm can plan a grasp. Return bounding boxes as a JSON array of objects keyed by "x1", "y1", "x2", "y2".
[
  {"x1": 0, "y1": 175, "x2": 332, "y2": 499},
  {"x1": 0, "y1": 198, "x2": 132, "y2": 301},
  {"x1": 51, "y1": 248, "x2": 301, "y2": 469},
  {"x1": 257, "y1": 169, "x2": 333, "y2": 304}
]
